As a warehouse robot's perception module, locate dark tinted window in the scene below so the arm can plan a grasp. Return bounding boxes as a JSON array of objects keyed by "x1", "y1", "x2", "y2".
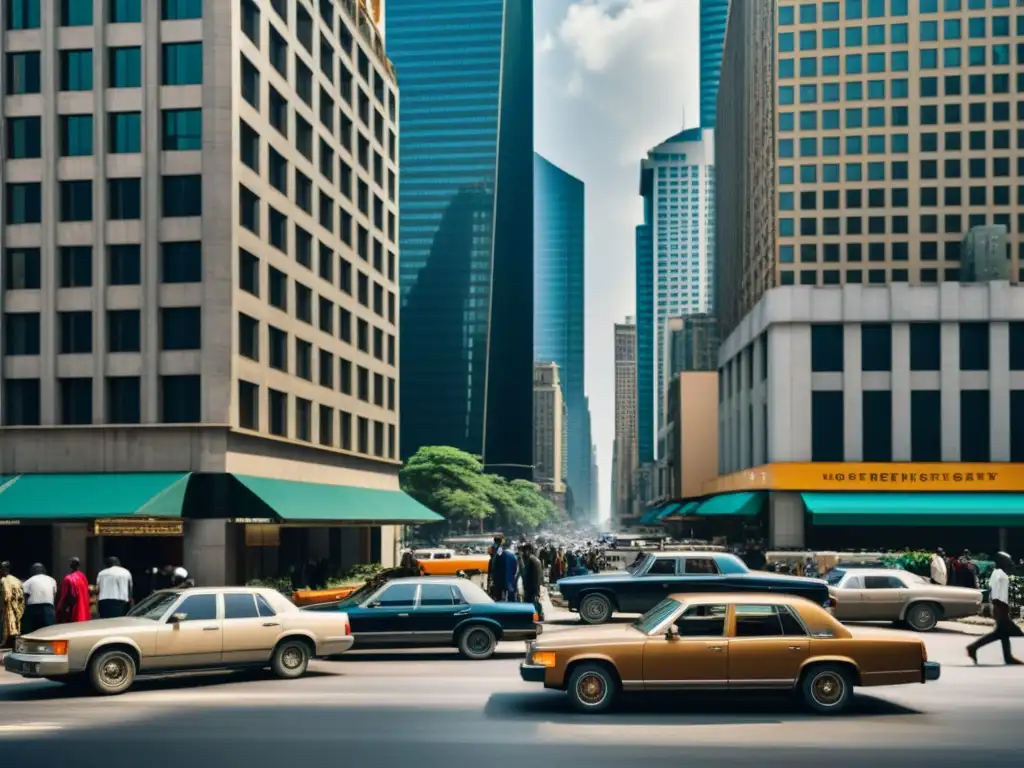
[
  {"x1": 862, "y1": 390, "x2": 893, "y2": 461},
  {"x1": 911, "y1": 390, "x2": 942, "y2": 461},
  {"x1": 961, "y1": 389, "x2": 990, "y2": 462},
  {"x1": 674, "y1": 604, "x2": 726, "y2": 637},
  {"x1": 255, "y1": 594, "x2": 276, "y2": 617},
  {"x1": 811, "y1": 324, "x2": 844, "y2": 372},
  {"x1": 864, "y1": 576, "x2": 904, "y2": 589},
  {"x1": 224, "y1": 593, "x2": 259, "y2": 619},
  {"x1": 811, "y1": 391, "x2": 844, "y2": 460},
  {"x1": 646, "y1": 558, "x2": 677, "y2": 575},
  {"x1": 418, "y1": 584, "x2": 454, "y2": 607},
  {"x1": 909, "y1": 323, "x2": 940, "y2": 370},
  {"x1": 778, "y1": 607, "x2": 808, "y2": 636},
  {"x1": 683, "y1": 558, "x2": 719, "y2": 574},
  {"x1": 377, "y1": 583, "x2": 417, "y2": 607},
  {"x1": 175, "y1": 594, "x2": 217, "y2": 622},
  {"x1": 734, "y1": 605, "x2": 784, "y2": 637}
]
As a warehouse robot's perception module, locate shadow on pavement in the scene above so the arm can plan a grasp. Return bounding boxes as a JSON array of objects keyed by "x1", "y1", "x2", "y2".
[{"x1": 483, "y1": 690, "x2": 921, "y2": 724}]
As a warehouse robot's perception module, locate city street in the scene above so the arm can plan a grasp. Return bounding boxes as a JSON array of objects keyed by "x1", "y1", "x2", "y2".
[{"x1": 0, "y1": 618, "x2": 1022, "y2": 766}]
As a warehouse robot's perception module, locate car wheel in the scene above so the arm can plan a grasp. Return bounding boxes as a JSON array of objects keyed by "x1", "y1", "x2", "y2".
[
  {"x1": 801, "y1": 663, "x2": 853, "y2": 715},
  {"x1": 271, "y1": 638, "x2": 311, "y2": 679},
  {"x1": 566, "y1": 663, "x2": 617, "y2": 714},
  {"x1": 88, "y1": 649, "x2": 136, "y2": 696},
  {"x1": 905, "y1": 602, "x2": 939, "y2": 632},
  {"x1": 579, "y1": 594, "x2": 613, "y2": 625},
  {"x1": 458, "y1": 625, "x2": 497, "y2": 660}
]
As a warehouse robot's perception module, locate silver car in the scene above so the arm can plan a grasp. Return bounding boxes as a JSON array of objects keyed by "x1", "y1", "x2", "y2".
[{"x1": 3, "y1": 587, "x2": 353, "y2": 695}]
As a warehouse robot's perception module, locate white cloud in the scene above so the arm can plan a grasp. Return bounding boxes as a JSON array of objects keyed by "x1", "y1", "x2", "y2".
[
  {"x1": 558, "y1": 0, "x2": 678, "y2": 72},
  {"x1": 538, "y1": 32, "x2": 556, "y2": 53},
  {"x1": 566, "y1": 72, "x2": 584, "y2": 97}
]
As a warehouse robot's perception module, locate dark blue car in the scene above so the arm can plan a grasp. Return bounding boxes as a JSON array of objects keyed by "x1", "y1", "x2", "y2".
[{"x1": 302, "y1": 576, "x2": 539, "y2": 659}]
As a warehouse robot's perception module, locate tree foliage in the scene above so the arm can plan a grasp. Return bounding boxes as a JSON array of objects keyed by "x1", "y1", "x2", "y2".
[{"x1": 400, "y1": 445, "x2": 561, "y2": 534}]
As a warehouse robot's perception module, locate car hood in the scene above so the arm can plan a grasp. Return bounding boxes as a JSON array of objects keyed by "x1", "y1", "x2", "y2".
[
  {"x1": 534, "y1": 623, "x2": 644, "y2": 649},
  {"x1": 22, "y1": 617, "x2": 159, "y2": 640}
]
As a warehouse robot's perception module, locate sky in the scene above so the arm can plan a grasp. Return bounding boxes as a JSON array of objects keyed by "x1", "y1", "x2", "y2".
[{"x1": 534, "y1": 0, "x2": 700, "y2": 521}]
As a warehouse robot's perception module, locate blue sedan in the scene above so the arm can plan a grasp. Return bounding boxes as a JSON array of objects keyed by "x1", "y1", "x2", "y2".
[{"x1": 302, "y1": 577, "x2": 539, "y2": 659}]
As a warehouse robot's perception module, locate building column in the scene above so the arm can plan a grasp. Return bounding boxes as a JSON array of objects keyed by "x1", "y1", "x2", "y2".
[
  {"x1": 52, "y1": 523, "x2": 90, "y2": 574},
  {"x1": 891, "y1": 324, "x2": 912, "y2": 460},
  {"x1": 843, "y1": 324, "x2": 863, "y2": 461},
  {"x1": 751, "y1": 338, "x2": 767, "y2": 466},
  {"x1": 768, "y1": 492, "x2": 805, "y2": 549},
  {"x1": 990, "y1": 322, "x2": 1011, "y2": 460},
  {"x1": 768, "y1": 325, "x2": 811, "y2": 461},
  {"x1": 739, "y1": 349, "x2": 752, "y2": 469},
  {"x1": 940, "y1": 322, "x2": 960, "y2": 461},
  {"x1": 184, "y1": 520, "x2": 240, "y2": 586}
]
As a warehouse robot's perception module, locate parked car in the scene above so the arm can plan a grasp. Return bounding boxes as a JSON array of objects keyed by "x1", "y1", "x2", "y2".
[
  {"x1": 3, "y1": 587, "x2": 353, "y2": 695},
  {"x1": 827, "y1": 567, "x2": 982, "y2": 631},
  {"x1": 556, "y1": 551, "x2": 833, "y2": 624},
  {"x1": 520, "y1": 592, "x2": 940, "y2": 714},
  {"x1": 303, "y1": 576, "x2": 539, "y2": 659}
]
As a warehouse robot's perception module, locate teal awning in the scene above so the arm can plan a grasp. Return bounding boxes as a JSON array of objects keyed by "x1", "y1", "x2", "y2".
[
  {"x1": 0, "y1": 473, "x2": 191, "y2": 520},
  {"x1": 640, "y1": 503, "x2": 680, "y2": 525},
  {"x1": 233, "y1": 475, "x2": 444, "y2": 524},
  {"x1": 803, "y1": 492, "x2": 1024, "y2": 526},
  {"x1": 663, "y1": 500, "x2": 701, "y2": 519},
  {"x1": 695, "y1": 492, "x2": 765, "y2": 517}
]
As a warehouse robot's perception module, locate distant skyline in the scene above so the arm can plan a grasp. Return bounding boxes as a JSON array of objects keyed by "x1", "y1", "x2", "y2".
[{"x1": 535, "y1": 0, "x2": 700, "y2": 519}]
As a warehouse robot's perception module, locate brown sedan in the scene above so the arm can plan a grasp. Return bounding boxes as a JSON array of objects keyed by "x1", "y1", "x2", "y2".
[
  {"x1": 827, "y1": 567, "x2": 982, "y2": 631},
  {"x1": 520, "y1": 592, "x2": 939, "y2": 714}
]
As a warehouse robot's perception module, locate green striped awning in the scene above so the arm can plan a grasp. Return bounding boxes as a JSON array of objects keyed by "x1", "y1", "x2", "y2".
[
  {"x1": 695, "y1": 492, "x2": 766, "y2": 517},
  {"x1": 0, "y1": 473, "x2": 191, "y2": 520}
]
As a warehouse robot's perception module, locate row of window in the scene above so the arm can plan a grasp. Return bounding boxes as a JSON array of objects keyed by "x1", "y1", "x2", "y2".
[
  {"x1": 7, "y1": 0, "x2": 200, "y2": 29},
  {"x1": 809, "y1": 321, "x2": 1024, "y2": 372},
  {"x1": 780, "y1": 74, "x2": 1022, "y2": 106},
  {"x1": 237, "y1": 379, "x2": 395, "y2": 459},
  {"x1": 782, "y1": 186, "x2": 1024, "y2": 214},
  {"x1": 810, "y1": 388, "x2": 1024, "y2": 463},
  {"x1": 4, "y1": 177, "x2": 201, "y2": 225},
  {"x1": 3, "y1": 308, "x2": 201, "y2": 355},
  {"x1": 780, "y1": 265, "x2": 1024, "y2": 285},
  {"x1": 782, "y1": 240, "x2": 1017, "y2": 265},
  {"x1": 778, "y1": 0, "x2": 1019, "y2": 27},
  {"x1": 4, "y1": 243, "x2": 201, "y2": 289},
  {"x1": 6, "y1": 44, "x2": 202, "y2": 94},
  {"x1": 780, "y1": 211, "x2": 1023, "y2": 238},
  {"x1": 780, "y1": 157, "x2": 1024, "y2": 186},
  {"x1": 5, "y1": 110, "x2": 200, "y2": 159},
  {"x1": 3, "y1": 374, "x2": 201, "y2": 426}
]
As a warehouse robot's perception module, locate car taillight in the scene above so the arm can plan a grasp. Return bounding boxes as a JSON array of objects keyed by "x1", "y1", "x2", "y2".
[
  {"x1": 344, "y1": 621, "x2": 351, "y2": 636},
  {"x1": 532, "y1": 613, "x2": 539, "y2": 623}
]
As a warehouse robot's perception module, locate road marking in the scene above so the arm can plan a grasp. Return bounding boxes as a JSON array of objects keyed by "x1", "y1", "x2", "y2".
[{"x1": 0, "y1": 723, "x2": 63, "y2": 734}]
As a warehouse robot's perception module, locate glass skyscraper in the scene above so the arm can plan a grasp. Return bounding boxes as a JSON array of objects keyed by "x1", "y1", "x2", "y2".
[
  {"x1": 388, "y1": 0, "x2": 534, "y2": 477},
  {"x1": 699, "y1": 0, "x2": 731, "y2": 129},
  {"x1": 635, "y1": 175, "x2": 655, "y2": 465},
  {"x1": 534, "y1": 154, "x2": 589, "y2": 515}
]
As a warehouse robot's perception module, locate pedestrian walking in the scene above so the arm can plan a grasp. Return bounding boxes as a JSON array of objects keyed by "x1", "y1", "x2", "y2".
[
  {"x1": 21, "y1": 563, "x2": 57, "y2": 635},
  {"x1": 171, "y1": 567, "x2": 195, "y2": 589},
  {"x1": 521, "y1": 544, "x2": 545, "y2": 621},
  {"x1": 488, "y1": 537, "x2": 507, "y2": 601},
  {"x1": 931, "y1": 548, "x2": 948, "y2": 585},
  {"x1": 56, "y1": 557, "x2": 92, "y2": 624},
  {"x1": 501, "y1": 544, "x2": 519, "y2": 602},
  {"x1": 0, "y1": 561, "x2": 25, "y2": 647},
  {"x1": 967, "y1": 551, "x2": 1022, "y2": 666},
  {"x1": 96, "y1": 557, "x2": 133, "y2": 618}
]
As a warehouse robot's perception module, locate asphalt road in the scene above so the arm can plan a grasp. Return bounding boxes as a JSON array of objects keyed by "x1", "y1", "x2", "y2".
[{"x1": 1, "y1": 620, "x2": 1022, "y2": 767}]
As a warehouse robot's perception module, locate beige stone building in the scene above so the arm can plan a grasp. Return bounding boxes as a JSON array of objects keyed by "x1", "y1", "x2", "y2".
[
  {"x1": 717, "y1": 0, "x2": 1022, "y2": 338},
  {"x1": 532, "y1": 362, "x2": 566, "y2": 496},
  {"x1": 0, "y1": 0, "x2": 439, "y2": 586},
  {"x1": 659, "y1": 372, "x2": 719, "y2": 501}
]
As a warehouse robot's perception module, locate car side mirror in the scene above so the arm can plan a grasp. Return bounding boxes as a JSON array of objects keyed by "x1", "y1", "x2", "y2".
[
  {"x1": 168, "y1": 613, "x2": 186, "y2": 625},
  {"x1": 665, "y1": 624, "x2": 680, "y2": 640},
  {"x1": 367, "y1": 601, "x2": 380, "y2": 609}
]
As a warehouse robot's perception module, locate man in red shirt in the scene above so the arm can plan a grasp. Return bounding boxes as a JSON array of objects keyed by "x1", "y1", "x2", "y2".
[{"x1": 56, "y1": 557, "x2": 92, "y2": 624}]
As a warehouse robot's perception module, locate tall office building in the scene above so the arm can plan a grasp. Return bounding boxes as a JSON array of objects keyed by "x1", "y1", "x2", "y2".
[
  {"x1": 636, "y1": 128, "x2": 716, "y2": 456},
  {"x1": 612, "y1": 318, "x2": 637, "y2": 527},
  {"x1": 663, "y1": 314, "x2": 720, "y2": 380},
  {"x1": 699, "y1": 0, "x2": 731, "y2": 129},
  {"x1": 388, "y1": 0, "x2": 534, "y2": 477},
  {"x1": 717, "y1": 0, "x2": 1022, "y2": 338},
  {"x1": 534, "y1": 153, "x2": 588, "y2": 512},
  {"x1": 0, "y1": 0, "x2": 427, "y2": 582},
  {"x1": 635, "y1": 184, "x2": 655, "y2": 464},
  {"x1": 532, "y1": 362, "x2": 566, "y2": 496}
]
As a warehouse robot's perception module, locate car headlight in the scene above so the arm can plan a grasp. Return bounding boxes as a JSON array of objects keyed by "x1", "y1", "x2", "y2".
[
  {"x1": 529, "y1": 650, "x2": 557, "y2": 668},
  {"x1": 15, "y1": 639, "x2": 68, "y2": 656}
]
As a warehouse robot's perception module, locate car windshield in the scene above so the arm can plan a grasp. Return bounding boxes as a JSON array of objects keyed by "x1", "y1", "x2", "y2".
[
  {"x1": 628, "y1": 553, "x2": 654, "y2": 574},
  {"x1": 631, "y1": 598, "x2": 682, "y2": 634},
  {"x1": 128, "y1": 591, "x2": 180, "y2": 620},
  {"x1": 453, "y1": 580, "x2": 493, "y2": 604},
  {"x1": 825, "y1": 568, "x2": 847, "y2": 586},
  {"x1": 333, "y1": 580, "x2": 381, "y2": 607}
]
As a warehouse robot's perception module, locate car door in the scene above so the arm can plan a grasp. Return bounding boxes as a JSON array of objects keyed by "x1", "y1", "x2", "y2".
[
  {"x1": 861, "y1": 575, "x2": 910, "y2": 620},
  {"x1": 407, "y1": 583, "x2": 463, "y2": 642},
  {"x1": 679, "y1": 556, "x2": 729, "y2": 594},
  {"x1": 221, "y1": 592, "x2": 281, "y2": 665},
  {"x1": 353, "y1": 582, "x2": 420, "y2": 644},
  {"x1": 642, "y1": 603, "x2": 729, "y2": 689},
  {"x1": 623, "y1": 557, "x2": 680, "y2": 613},
  {"x1": 150, "y1": 593, "x2": 223, "y2": 670},
  {"x1": 727, "y1": 604, "x2": 809, "y2": 689},
  {"x1": 831, "y1": 574, "x2": 867, "y2": 621}
]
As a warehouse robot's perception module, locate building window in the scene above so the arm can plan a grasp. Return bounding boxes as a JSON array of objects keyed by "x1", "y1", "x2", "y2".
[
  {"x1": 1008, "y1": 323, "x2": 1024, "y2": 371},
  {"x1": 318, "y1": 349, "x2": 334, "y2": 388},
  {"x1": 295, "y1": 339, "x2": 312, "y2": 380},
  {"x1": 162, "y1": 175, "x2": 202, "y2": 217},
  {"x1": 241, "y1": 0, "x2": 260, "y2": 45},
  {"x1": 7, "y1": 0, "x2": 41, "y2": 29},
  {"x1": 59, "y1": 181, "x2": 92, "y2": 222},
  {"x1": 3, "y1": 379, "x2": 41, "y2": 426},
  {"x1": 811, "y1": 324, "x2": 844, "y2": 372},
  {"x1": 3, "y1": 313, "x2": 41, "y2": 355},
  {"x1": 238, "y1": 380, "x2": 259, "y2": 430},
  {"x1": 59, "y1": 49, "x2": 93, "y2": 90},
  {"x1": 239, "y1": 185, "x2": 260, "y2": 233},
  {"x1": 959, "y1": 322, "x2": 989, "y2": 370},
  {"x1": 107, "y1": 310, "x2": 141, "y2": 353},
  {"x1": 106, "y1": 377, "x2": 141, "y2": 424},
  {"x1": 162, "y1": 42, "x2": 203, "y2": 85},
  {"x1": 162, "y1": 0, "x2": 202, "y2": 20},
  {"x1": 909, "y1": 323, "x2": 940, "y2": 370},
  {"x1": 339, "y1": 358, "x2": 352, "y2": 395},
  {"x1": 108, "y1": 245, "x2": 141, "y2": 285},
  {"x1": 811, "y1": 391, "x2": 844, "y2": 461},
  {"x1": 59, "y1": 378, "x2": 92, "y2": 425},
  {"x1": 295, "y1": 398, "x2": 312, "y2": 442},
  {"x1": 5, "y1": 51, "x2": 41, "y2": 94},
  {"x1": 238, "y1": 313, "x2": 260, "y2": 361},
  {"x1": 238, "y1": 249, "x2": 259, "y2": 296},
  {"x1": 5, "y1": 182, "x2": 42, "y2": 224},
  {"x1": 862, "y1": 390, "x2": 892, "y2": 461},
  {"x1": 59, "y1": 311, "x2": 92, "y2": 354},
  {"x1": 59, "y1": 114, "x2": 92, "y2": 156},
  {"x1": 3, "y1": 248, "x2": 41, "y2": 290},
  {"x1": 1011, "y1": 391, "x2": 1024, "y2": 463},
  {"x1": 108, "y1": 47, "x2": 142, "y2": 88},
  {"x1": 340, "y1": 411, "x2": 352, "y2": 450},
  {"x1": 161, "y1": 375, "x2": 201, "y2": 423},
  {"x1": 7, "y1": 116, "x2": 41, "y2": 158},
  {"x1": 269, "y1": 268, "x2": 287, "y2": 310},
  {"x1": 319, "y1": 405, "x2": 334, "y2": 447},
  {"x1": 162, "y1": 108, "x2": 201, "y2": 150},
  {"x1": 373, "y1": 421, "x2": 385, "y2": 458},
  {"x1": 107, "y1": 178, "x2": 142, "y2": 220},
  {"x1": 269, "y1": 389, "x2": 288, "y2": 437},
  {"x1": 60, "y1": 0, "x2": 92, "y2": 25},
  {"x1": 960, "y1": 389, "x2": 990, "y2": 462},
  {"x1": 860, "y1": 324, "x2": 891, "y2": 372},
  {"x1": 269, "y1": 327, "x2": 288, "y2": 371},
  {"x1": 161, "y1": 241, "x2": 202, "y2": 283},
  {"x1": 109, "y1": 0, "x2": 141, "y2": 23},
  {"x1": 161, "y1": 307, "x2": 201, "y2": 350},
  {"x1": 357, "y1": 416, "x2": 369, "y2": 454},
  {"x1": 910, "y1": 390, "x2": 942, "y2": 461},
  {"x1": 108, "y1": 112, "x2": 141, "y2": 153},
  {"x1": 58, "y1": 246, "x2": 92, "y2": 288}
]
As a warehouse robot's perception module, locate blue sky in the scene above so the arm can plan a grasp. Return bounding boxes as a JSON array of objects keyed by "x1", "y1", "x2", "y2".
[{"x1": 535, "y1": 0, "x2": 700, "y2": 519}]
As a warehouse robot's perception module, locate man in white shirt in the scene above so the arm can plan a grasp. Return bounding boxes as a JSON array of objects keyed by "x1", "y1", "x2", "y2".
[
  {"x1": 96, "y1": 557, "x2": 133, "y2": 619},
  {"x1": 930, "y1": 548, "x2": 948, "y2": 586},
  {"x1": 967, "y1": 551, "x2": 1022, "y2": 665},
  {"x1": 21, "y1": 563, "x2": 58, "y2": 635}
]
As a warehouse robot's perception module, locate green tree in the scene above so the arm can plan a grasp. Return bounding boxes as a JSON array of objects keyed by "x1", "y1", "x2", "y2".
[{"x1": 400, "y1": 446, "x2": 494, "y2": 532}]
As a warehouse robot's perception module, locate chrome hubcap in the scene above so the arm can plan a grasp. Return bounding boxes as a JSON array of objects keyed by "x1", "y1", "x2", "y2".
[
  {"x1": 583, "y1": 599, "x2": 607, "y2": 621},
  {"x1": 468, "y1": 630, "x2": 491, "y2": 654},
  {"x1": 811, "y1": 672, "x2": 843, "y2": 706},
  {"x1": 282, "y1": 646, "x2": 304, "y2": 670},
  {"x1": 913, "y1": 608, "x2": 933, "y2": 628},
  {"x1": 101, "y1": 658, "x2": 128, "y2": 686},
  {"x1": 576, "y1": 673, "x2": 607, "y2": 706}
]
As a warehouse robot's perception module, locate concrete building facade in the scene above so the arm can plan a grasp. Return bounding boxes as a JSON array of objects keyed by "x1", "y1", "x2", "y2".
[
  {"x1": 0, "y1": 0, "x2": 428, "y2": 583},
  {"x1": 612, "y1": 317, "x2": 637, "y2": 527},
  {"x1": 532, "y1": 362, "x2": 566, "y2": 496},
  {"x1": 658, "y1": 371, "x2": 719, "y2": 502}
]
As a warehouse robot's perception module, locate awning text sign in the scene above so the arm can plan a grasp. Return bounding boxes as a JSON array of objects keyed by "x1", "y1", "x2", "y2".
[{"x1": 94, "y1": 519, "x2": 184, "y2": 537}]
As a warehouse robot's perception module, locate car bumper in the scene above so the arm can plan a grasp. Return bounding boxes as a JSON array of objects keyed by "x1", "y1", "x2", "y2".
[
  {"x1": 924, "y1": 661, "x2": 941, "y2": 682},
  {"x1": 504, "y1": 628, "x2": 540, "y2": 642},
  {"x1": 520, "y1": 663, "x2": 548, "y2": 683},
  {"x1": 4, "y1": 653, "x2": 71, "y2": 678},
  {"x1": 318, "y1": 636, "x2": 355, "y2": 656}
]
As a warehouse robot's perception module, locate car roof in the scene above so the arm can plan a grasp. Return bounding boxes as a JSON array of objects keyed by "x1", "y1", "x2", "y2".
[
  {"x1": 833, "y1": 568, "x2": 908, "y2": 578},
  {"x1": 650, "y1": 551, "x2": 733, "y2": 558},
  {"x1": 667, "y1": 592, "x2": 814, "y2": 606}
]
